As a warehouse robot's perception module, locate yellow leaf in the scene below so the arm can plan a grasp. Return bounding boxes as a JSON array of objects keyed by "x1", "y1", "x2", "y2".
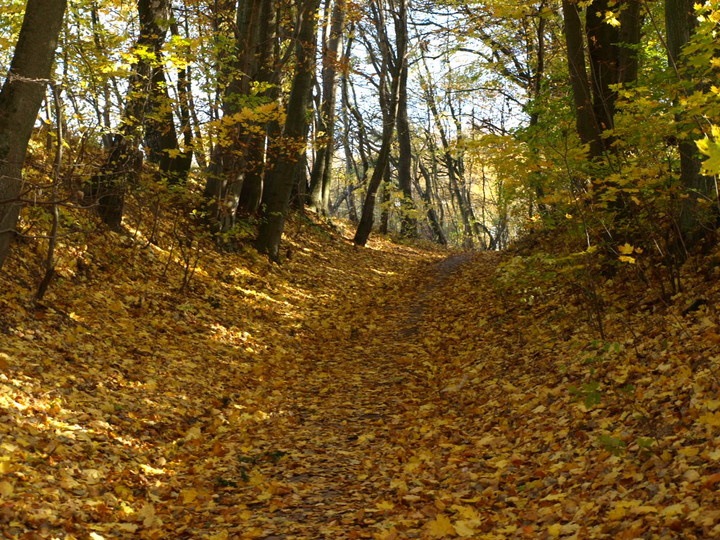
[
  {"x1": 454, "y1": 520, "x2": 478, "y2": 537},
  {"x1": 389, "y1": 478, "x2": 407, "y2": 492},
  {"x1": 452, "y1": 505, "x2": 480, "y2": 520},
  {"x1": 631, "y1": 505, "x2": 658, "y2": 514},
  {"x1": 0, "y1": 481, "x2": 13, "y2": 498},
  {"x1": 376, "y1": 500, "x2": 394, "y2": 511},
  {"x1": 185, "y1": 425, "x2": 202, "y2": 441},
  {"x1": 548, "y1": 523, "x2": 563, "y2": 537},
  {"x1": 108, "y1": 300, "x2": 125, "y2": 313},
  {"x1": 660, "y1": 504, "x2": 685, "y2": 518},
  {"x1": 182, "y1": 488, "x2": 198, "y2": 504},
  {"x1": 618, "y1": 243, "x2": 635, "y2": 254},
  {"x1": 608, "y1": 507, "x2": 627, "y2": 520},
  {"x1": 698, "y1": 412, "x2": 720, "y2": 427},
  {"x1": 205, "y1": 532, "x2": 228, "y2": 540},
  {"x1": 427, "y1": 514, "x2": 456, "y2": 537},
  {"x1": 618, "y1": 255, "x2": 636, "y2": 264},
  {"x1": 704, "y1": 399, "x2": 720, "y2": 411},
  {"x1": 137, "y1": 502, "x2": 157, "y2": 528},
  {"x1": 376, "y1": 529, "x2": 399, "y2": 540}
]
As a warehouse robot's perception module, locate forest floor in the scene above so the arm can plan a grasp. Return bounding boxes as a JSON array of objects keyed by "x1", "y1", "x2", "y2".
[{"x1": 2, "y1": 216, "x2": 720, "y2": 539}]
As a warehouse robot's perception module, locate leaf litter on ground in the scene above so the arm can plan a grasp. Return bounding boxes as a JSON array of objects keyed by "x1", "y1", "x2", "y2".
[{"x1": 1, "y1": 217, "x2": 719, "y2": 539}]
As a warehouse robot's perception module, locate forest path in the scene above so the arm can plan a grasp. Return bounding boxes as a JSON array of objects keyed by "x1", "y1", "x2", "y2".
[{"x1": 224, "y1": 250, "x2": 503, "y2": 539}]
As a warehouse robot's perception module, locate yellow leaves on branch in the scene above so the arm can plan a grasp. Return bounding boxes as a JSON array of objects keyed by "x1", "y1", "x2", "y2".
[{"x1": 697, "y1": 124, "x2": 720, "y2": 175}]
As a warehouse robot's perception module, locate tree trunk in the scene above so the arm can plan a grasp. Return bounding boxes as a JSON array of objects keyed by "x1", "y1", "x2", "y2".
[
  {"x1": 561, "y1": 0, "x2": 602, "y2": 158},
  {"x1": 585, "y1": 0, "x2": 620, "y2": 140},
  {"x1": 308, "y1": 0, "x2": 346, "y2": 214},
  {"x1": 417, "y1": 160, "x2": 446, "y2": 245},
  {"x1": 665, "y1": 0, "x2": 714, "y2": 249},
  {"x1": 353, "y1": 0, "x2": 402, "y2": 246},
  {"x1": 237, "y1": 0, "x2": 278, "y2": 215},
  {"x1": 205, "y1": 0, "x2": 267, "y2": 230},
  {"x1": 255, "y1": 0, "x2": 320, "y2": 260},
  {"x1": 394, "y1": 0, "x2": 415, "y2": 237},
  {"x1": 91, "y1": 0, "x2": 177, "y2": 229},
  {"x1": 0, "y1": 0, "x2": 67, "y2": 270}
]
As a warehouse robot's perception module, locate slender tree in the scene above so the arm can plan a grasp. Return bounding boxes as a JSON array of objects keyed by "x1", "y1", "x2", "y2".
[
  {"x1": 353, "y1": 0, "x2": 405, "y2": 246},
  {"x1": 394, "y1": 0, "x2": 416, "y2": 237},
  {"x1": 308, "y1": 0, "x2": 347, "y2": 215}
]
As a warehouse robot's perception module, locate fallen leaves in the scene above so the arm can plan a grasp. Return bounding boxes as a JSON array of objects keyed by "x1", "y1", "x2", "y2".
[{"x1": 2, "y1": 217, "x2": 720, "y2": 538}]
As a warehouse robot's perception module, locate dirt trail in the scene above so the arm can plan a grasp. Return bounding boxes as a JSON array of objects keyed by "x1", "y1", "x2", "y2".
[
  {"x1": 231, "y1": 252, "x2": 485, "y2": 538},
  {"x1": 400, "y1": 252, "x2": 476, "y2": 338}
]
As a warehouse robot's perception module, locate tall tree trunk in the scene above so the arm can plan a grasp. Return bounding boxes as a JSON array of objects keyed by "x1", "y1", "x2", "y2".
[
  {"x1": 145, "y1": 64, "x2": 190, "y2": 184},
  {"x1": 353, "y1": 114, "x2": 396, "y2": 245},
  {"x1": 585, "y1": 0, "x2": 620, "y2": 141},
  {"x1": 561, "y1": 0, "x2": 602, "y2": 159},
  {"x1": 172, "y1": 17, "x2": 207, "y2": 169},
  {"x1": 0, "y1": 0, "x2": 67, "y2": 270},
  {"x1": 237, "y1": 0, "x2": 278, "y2": 215},
  {"x1": 665, "y1": 0, "x2": 714, "y2": 249},
  {"x1": 394, "y1": 0, "x2": 415, "y2": 237},
  {"x1": 353, "y1": 0, "x2": 402, "y2": 246},
  {"x1": 308, "y1": 0, "x2": 346, "y2": 214},
  {"x1": 528, "y1": 1, "x2": 547, "y2": 212},
  {"x1": 204, "y1": 0, "x2": 266, "y2": 231},
  {"x1": 91, "y1": 0, "x2": 177, "y2": 229},
  {"x1": 255, "y1": 0, "x2": 320, "y2": 260}
]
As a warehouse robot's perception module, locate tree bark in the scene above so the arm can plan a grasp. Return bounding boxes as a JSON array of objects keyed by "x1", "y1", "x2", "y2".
[
  {"x1": 308, "y1": 0, "x2": 346, "y2": 214},
  {"x1": 394, "y1": 0, "x2": 415, "y2": 237},
  {"x1": 665, "y1": 0, "x2": 714, "y2": 249},
  {"x1": 92, "y1": 0, "x2": 180, "y2": 229},
  {"x1": 255, "y1": 0, "x2": 320, "y2": 260},
  {"x1": 237, "y1": 0, "x2": 278, "y2": 215},
  {"x1": 0, "y1": 0, "x2": 67, "y2": 270},
  {"x1": 561, "y1": 0, "x2": 602, "y2": 158}
]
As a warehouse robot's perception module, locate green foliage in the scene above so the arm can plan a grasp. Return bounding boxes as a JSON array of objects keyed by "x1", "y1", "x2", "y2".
[
  {"x1": 569, "y1": 380, "x2": 602, "y2": 408},
  {"x1": 597, "y1": 434, "x2": 627, "y2": 456}
]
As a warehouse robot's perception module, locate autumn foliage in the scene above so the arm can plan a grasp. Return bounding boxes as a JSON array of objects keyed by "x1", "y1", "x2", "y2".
[{"x1": 2, "y1": 0, "x2": 720, "y2": 537}]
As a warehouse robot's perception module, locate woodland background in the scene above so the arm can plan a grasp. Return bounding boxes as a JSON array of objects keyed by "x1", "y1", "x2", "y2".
[{"x1": 0, "y1": 0, "x2": 717, "y2": 271}]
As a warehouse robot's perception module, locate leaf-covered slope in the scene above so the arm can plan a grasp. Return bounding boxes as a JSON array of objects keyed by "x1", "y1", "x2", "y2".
[{"x1": 1, "y1": 222, "x2": 720, "y2": 539}]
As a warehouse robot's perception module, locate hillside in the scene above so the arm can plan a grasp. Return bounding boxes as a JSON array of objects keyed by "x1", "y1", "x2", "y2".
[{"x1": 1, "y1": 219, "x2": 720, "y2": 539}]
